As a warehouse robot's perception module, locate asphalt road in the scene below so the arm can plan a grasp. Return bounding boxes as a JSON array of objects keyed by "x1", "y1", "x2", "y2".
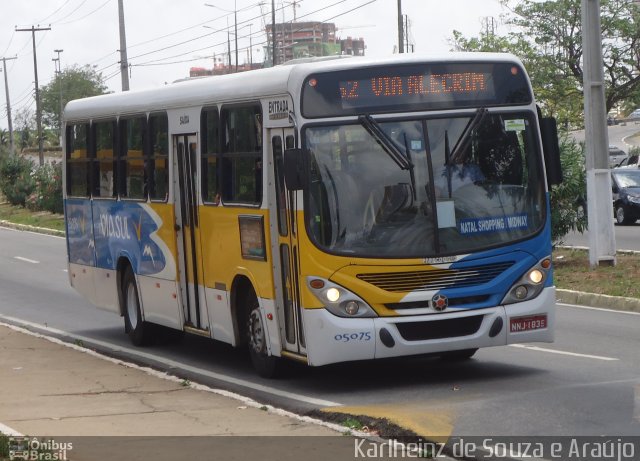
[
  {"x1": 571, "y1": 120, "x2": 640, "y2": 151},
  {"x1": 563, "y1": 222, "x2": 640, "y2": 251},
  {"x1": 1, "y1": 227, "x2": 639, "y2": 438}
]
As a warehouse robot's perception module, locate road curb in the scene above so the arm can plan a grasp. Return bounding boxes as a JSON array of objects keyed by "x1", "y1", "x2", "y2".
[
  {"x1": 0, "y1": 220, "x2": 65, "y2": 237},
  {"x1": 557, "y1": 288, "x2": 640, "y2": 313}
]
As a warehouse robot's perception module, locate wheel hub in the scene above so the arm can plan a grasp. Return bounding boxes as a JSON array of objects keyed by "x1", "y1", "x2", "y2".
[{"x1": 248, "y1": 310, "x2": 265, "y2": 353}]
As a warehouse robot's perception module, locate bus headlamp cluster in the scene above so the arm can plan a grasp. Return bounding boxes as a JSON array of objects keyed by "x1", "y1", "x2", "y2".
[
  {"x1": 502, "y1": 257, "x2": 551, "y2": 305},
  {"x1": 306, "y1": 277, "x2": 377, "y2": 318}
]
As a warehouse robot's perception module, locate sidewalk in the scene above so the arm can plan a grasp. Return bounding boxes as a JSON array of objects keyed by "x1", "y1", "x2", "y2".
[
  {"x1": 2, "y1": 325, "x2": 391, "y2": 460},
  {"x1": 0, "y1": 322, "x2": 344, "y2": 438},
  {"x1": 0, "y1": 324, "x2": 458, "y2": 461}
]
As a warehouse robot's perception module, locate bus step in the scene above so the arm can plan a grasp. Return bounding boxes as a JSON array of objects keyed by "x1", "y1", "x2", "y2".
[
  {"x1": 280, "y1": 350, "x2": 308, "y2": 364},
  {"x1": 183, "y1": 325, "x2": 211, "y2": 338}
]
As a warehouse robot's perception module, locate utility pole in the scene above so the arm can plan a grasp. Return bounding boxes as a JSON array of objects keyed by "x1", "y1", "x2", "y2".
[
  {"x1": 397, "y1": 0, "x2": 404, "y2": 53},
  {"x1": 271, "y1": 0, "x2": 277, "y2": 66},
  {"x1": 249, "y1": 24, "x2": 253, "y2": 67},
  {"x1": 404, "y1": 15, "x2": 409, "y2": 53},
  {"x1": 52, "y1": 49, "x2": 63, "y2": 142},
  {"x1": 16, "y1": 25, "x2": 50, "y2": 166},
  {"x1": 118, "y1": 0, "x2": 130, "y2": 91},
  {"x1": 234, "y1": 0, "x2": 238, "y2": 72},
  {"x1": 1, "y1": 56, "x2": 17, "y2": 156},
  {"x1": 582, "y1": 0, "x2": 616, "y2": 267}
]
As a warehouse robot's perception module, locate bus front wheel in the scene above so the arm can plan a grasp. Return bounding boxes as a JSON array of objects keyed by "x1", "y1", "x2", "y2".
[
  {"x1": 246, "y1": 294, "x2": 279, "y2": 378},
  {"x1": 123, "y1": 267, "x2": 151, "y2": 346}
]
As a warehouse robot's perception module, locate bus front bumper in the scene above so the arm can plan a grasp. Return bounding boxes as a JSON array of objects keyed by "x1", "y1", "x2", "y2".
[{"x1": 303, "y1": 287, "x2": 555, "y2": 367}]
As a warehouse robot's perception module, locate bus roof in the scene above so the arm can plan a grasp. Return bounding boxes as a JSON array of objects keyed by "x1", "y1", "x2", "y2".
[{"x1": 63, "y1": 52, "x2": 525, "y2": 122}]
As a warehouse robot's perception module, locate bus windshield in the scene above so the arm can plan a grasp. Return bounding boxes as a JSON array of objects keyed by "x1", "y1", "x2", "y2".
[{"x1": 304, "y1": 112, "x2": 545, "y2": 258}]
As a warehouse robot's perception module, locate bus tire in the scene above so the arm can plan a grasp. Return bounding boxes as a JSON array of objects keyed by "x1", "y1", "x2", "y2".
[
  {"x1": 440, "y1": 348, "x2": 478, "y2": 361},
  {"x1": 246, "y1": 293, "x2": 279, "y2": 378},
  {"x1": 123, "y1": 267, "x2": 151, "y2": 346}
]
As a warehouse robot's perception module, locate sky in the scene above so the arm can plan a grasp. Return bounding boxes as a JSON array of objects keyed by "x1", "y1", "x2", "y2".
[{"x1": 0, "y1": 0, "x2": 508, "y2": 131}]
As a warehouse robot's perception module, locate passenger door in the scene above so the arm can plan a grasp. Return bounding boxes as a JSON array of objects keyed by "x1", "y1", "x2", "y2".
[
  {"x1": 269, "y1": 128, "x2": 306, "y2": 357},
  {"x1": 173, "y1": 134, "x2": 209, "y2": 334}
]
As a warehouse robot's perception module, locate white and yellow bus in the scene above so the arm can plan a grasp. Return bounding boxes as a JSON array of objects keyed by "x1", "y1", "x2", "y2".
[{"x1": 63, "y1": 53, "x2": 562, "y2": 377}]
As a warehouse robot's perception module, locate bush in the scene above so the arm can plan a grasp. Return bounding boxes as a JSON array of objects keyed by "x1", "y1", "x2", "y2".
[
  {"x1": 549, "y1": 134, "x2": 587, "y2": 245},
  {"x1": 0, "y1": 155, "x2": 35, "y2": 206},
  {"x1": 26, "y1": 161, "x2": 63, "y2": 214}
]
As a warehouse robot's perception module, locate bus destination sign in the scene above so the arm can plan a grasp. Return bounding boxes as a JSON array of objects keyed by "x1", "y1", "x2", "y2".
[
  {"x1": 301, "y1": 62, "x2": 532, "y2": 118},
  {"x1": 339, "y1": 72, "x2": 489, "y2": 104}
]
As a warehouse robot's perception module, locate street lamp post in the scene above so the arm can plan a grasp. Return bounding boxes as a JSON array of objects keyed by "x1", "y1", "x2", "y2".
[
  {"x1": 53, "y1": 49, "x2": 63, "y2": 142},
  {"x1": 205, "y1": 2, "x2": 239, "y2": 71}
]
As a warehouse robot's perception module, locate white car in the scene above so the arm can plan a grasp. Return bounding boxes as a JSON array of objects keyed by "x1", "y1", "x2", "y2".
[
  {"x1": 629, "y1": 109, "x2": 640, "y2": 119},
  {"x1": 608, "y1": 146, "x2": 627, "y2": 168}
]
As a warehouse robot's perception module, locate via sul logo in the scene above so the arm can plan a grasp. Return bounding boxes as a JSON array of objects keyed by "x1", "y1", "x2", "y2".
[
  {"x1": 432, "y1": 294, "x2": 449, "y2": 312},
  {"x1": 133, "y1": 213, "x2": 143, "y2": 241}
]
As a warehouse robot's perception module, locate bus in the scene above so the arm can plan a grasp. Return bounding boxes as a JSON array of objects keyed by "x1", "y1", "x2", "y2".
[{"x1": 63, "y1": 53, "x2": 562, "y2": 377}]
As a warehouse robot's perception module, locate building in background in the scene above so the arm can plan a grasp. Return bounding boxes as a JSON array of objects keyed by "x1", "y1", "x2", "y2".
[
  {"x1": 191, "y1": 21, "x2": 365, "y2": 76},
  {"x1": 265, "y1": 21, "x2": 365, "y2": 65}
]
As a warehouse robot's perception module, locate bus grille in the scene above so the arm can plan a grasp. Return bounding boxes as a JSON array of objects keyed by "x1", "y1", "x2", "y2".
[
  {"x1": 357, "y1": 262, "x2": 513, "y2": 293},
  {"x1": 395, "y1": 315, "x2": 484, "y2": 341}
]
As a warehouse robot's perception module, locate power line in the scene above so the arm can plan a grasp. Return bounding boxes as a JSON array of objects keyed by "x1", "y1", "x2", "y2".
[
  {"x1": 37, "y1": 0, "x2": 74, "y2": 24},
  {"x1": 1, "y1": 31, "x2": 16, "y2": 57},
  {"x1": 16, "y1": 25, "x2": 51, "y2": 165},
  {"x1": 49, "y1": 0, "x2": 90, "y2": 25},
  {"x1": 2, "y1": 56, "x2": 18, "y2": 155},
  {"x1": 132, "y1": 0, "x2": 353, "y2": 67},
  {"x1": 58, "y1": 0, "x2": 114, "y2": 26}
]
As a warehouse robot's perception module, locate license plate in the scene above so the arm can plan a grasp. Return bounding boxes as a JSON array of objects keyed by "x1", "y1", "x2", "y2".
[{"x1": 510, "y1": 314, "x2": 547, "y2": 333}]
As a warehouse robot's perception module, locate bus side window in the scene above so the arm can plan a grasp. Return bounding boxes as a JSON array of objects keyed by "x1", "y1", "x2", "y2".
[
  {"x1": 92, "y1": 121, "x2": 117, "y2": 198},
  {"x1": 220, "y1": 104, "x2": 263, "y2": 205},
  {"x1": 120, "y1": 117, "x2": 146, "y2": 200},
  {"x1": 66, "y1": 123, "x2": 90, "y2": 197},
  {"x1": 148, "y1": 113, "x2": 169, "y2": 201},
  {"x1": 201, "y1": 107, "x2": 220, "y2": 204}
]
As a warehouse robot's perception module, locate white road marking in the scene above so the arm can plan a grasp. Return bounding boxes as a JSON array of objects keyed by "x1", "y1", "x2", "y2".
[
  {"x1": 510, "y1": 344, "x2": 619, "y2": 361},
  {"x1": 0, "y1": 225, "x2": 64, "y2": 239},
  {"x1": 0, "y1": 421, "x2": 23, "y2": 436},
  {"x1": 635, "y1": 385, "x2": 640, "y2": 423},
  {"x1": 13, "y1": 256, "x2": 39, "y2": 264},
  {"x1": 559, "y1": 302, "x2": 640, "y2": 316},
  {"x1": 0, "y1": 314, "x2": 342, "y2": 408}
]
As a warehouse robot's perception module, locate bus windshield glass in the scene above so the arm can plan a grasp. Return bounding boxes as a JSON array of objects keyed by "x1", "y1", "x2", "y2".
[{"x1": 304, "y1": 112, "x2": 545, "y2": 258}]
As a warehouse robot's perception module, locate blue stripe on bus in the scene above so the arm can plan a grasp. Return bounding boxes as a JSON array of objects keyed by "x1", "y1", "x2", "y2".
[{"x1": 65, "y1": 199, "x2": 166, "y2": 276}]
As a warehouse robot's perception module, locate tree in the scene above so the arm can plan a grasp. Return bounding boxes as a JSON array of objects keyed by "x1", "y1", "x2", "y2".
[
  {"x1": 451, "y1": 0, "x2": 640, "y2": 126},
  {"x1": 13, "y1": 107, "x2": 36, "y2": 151},
  {"x1": 40, "y1": 64, "x2": 108, "y2": 132}
]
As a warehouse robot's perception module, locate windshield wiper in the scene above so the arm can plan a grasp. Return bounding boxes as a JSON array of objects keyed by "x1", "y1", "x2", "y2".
[
  {"x1": 448, "y1": 107, "x2": 489, "y2": 165},
  {"x1": 358, "y1": 115, "x2": 413, "y2": 171}
]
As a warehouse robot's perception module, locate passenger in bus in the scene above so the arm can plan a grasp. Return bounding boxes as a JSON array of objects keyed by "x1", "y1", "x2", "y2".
[
  {"x1": 435, "y1": 155, "x2": 485, "y2": 199},
  {"x1": 475, "y1": 118, "x2": 523, "y2": 186}
]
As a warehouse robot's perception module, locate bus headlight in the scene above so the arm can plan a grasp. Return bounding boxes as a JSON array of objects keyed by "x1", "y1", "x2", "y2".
[
  {"x1": 528, "y1": 269, "x2": 544, "y2": 284},
  {"x1": 502, "y1": 257, "x2": 551, "y2": 305},
  {"x1": 326, "y1": 288, "x2": 341, "y2": 303},
  {"x1": 343, "y1": 300, "x2": 360, "y2": 316},
  {"x1": 307, "y1": 277, "x2": 377, "y2": 318}
]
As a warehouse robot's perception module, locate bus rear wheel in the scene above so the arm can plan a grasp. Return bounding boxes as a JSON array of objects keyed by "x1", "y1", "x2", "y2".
[
  {"x1": 123, "y1": 267, "x2": 151, "y2": 346},
  {"x1": 246, "y1": 293, "x2": 279, "y2": 378}
]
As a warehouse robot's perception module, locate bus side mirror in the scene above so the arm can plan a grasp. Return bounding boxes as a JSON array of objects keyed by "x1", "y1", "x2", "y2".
[
  {"x1": 283, "y1": 148, "x2": 305, "y2": 191},
  {"x1": 540, "y1": 117, "x2": 563, "y2": 187}
]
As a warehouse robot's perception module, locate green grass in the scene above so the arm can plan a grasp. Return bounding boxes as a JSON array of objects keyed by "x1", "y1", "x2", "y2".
[
  {"x1": 554, "y1": 247, "x2": 640, "y2": 298},
  {"x1": 341, "y1": 417, "x2": 364, "y2": 431},
  {"x1": 0, "y1": 202, "x2": 64, "y2": 232}
]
